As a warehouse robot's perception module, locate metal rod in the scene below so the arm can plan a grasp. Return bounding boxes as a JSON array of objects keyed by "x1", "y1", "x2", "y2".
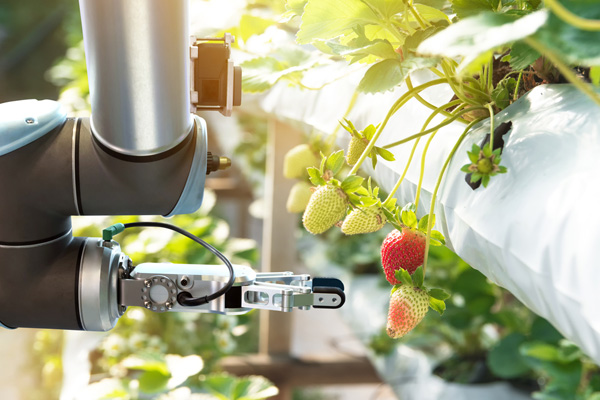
[{"x1": 79, "y1": 0, "x2": 192, "y2": 156}]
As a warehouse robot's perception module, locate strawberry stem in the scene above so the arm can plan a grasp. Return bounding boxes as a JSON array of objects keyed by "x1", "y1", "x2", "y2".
[
  {"x1": 423, "y1": 117, "x2": 486, "y2": 276},
  {"x1": 406, "y1": 76, "x2": 469, "y2": 124},
  {"x1": 414, "y1": 102, "x2": 467, "y2": 212},
  {"x1": 348, "y1": 78, "x2": 450, "y2": 176},
  {"x1": 513, "y1": 71, "x2": 523, "y2": 102},
  {"x1": 544, "y1": 0, "x2": 600, "y2": 31},
  {"x1": 407, "y1": 1, "x2": 429, "y2": 29},
  {"x1": 383, "y1": 137, "x2": 420, "y2": 204},
  {"x1": 486, "y1": 103, "x2": 495, "y2": 153},
  {"x1": 441, "y1": 60, "x2": 481, "y2": 107},
  {"x1": 382, "y1": 106, "x2": 488, "y2": 149}
]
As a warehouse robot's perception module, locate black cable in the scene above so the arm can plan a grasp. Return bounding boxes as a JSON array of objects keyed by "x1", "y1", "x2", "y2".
[{"x1": 121, "y1": 221, "x2": 235, "y2": 307}]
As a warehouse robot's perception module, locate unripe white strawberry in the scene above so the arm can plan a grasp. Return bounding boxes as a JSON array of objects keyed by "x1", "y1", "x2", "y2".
[
  {"x1": 341, "y1": 205, "x2": 386, "y2": 235},
  {"x1": 387, "y1": 285, "x2": 429, "y2": 338},
  {"x1": 302, "y1": 185, "x2": 348, "y2": 234},
  {"x1": 286, "y1": 181, "x2": 313, "y2": 213},
  {"x1": 283, "y1": 144, "x2": 319, "y2": 179}
]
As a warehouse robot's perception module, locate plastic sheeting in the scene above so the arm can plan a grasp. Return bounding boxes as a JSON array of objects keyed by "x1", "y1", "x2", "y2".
[{"x1": 260, "y1": 71, "x2": 600, "y2": 364}]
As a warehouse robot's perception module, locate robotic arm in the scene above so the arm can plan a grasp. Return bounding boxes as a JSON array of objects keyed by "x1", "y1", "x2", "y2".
[{"x1": 0, "y1": 0, "x2": 345, "y2": 331}]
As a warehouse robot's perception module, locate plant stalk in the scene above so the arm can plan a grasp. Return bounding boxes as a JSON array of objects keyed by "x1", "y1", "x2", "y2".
[
  {"x1": 382, "y1": 106, "x2": 487, "y2": 149},
  {"x1": 348, "y1": 78, "x2": 449, "y2": 175},
  {"x1": 544, "y1": 0, "x2": 600, "y2": 31},
  {"x1": 423, "y1": 117, "x2": 485, "y2": 276}
]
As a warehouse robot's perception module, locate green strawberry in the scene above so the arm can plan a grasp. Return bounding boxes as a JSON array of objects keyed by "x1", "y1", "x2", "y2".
[
  {"x1": 283, "y1": 144, "x2": 319, "y2": 179},
  {"x1": 341, "y1": 205, "x2": 386, "y2": 235},
  {"x1": 286, "y1": 181, "x2": 313, "y2": 213},
  {"x1": 346, "y1": 136, "x2": 368, "y2": 166},
  {"x1": 339, "y1": 119, "x2": 395, "y2": 168},
  {"x1": 387, "y1": 284, "x2": 430, "y2": 339},
  {"x1": 302, "y1": 185, "x2": 348, "y2": 234}
]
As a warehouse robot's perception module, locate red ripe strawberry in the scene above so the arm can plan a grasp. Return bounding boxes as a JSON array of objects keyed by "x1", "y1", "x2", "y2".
[
  {"x1": 387, "y1": 285, "x2": 429, "y2": 338},
  {"x1": 381, "y1": 227, "x2": 426, "y2": 285}
]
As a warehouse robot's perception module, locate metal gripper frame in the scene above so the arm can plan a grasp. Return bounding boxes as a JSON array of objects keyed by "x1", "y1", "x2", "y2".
[{"x1": 119, "y1": 263, "x2": 345, "y2": 315}]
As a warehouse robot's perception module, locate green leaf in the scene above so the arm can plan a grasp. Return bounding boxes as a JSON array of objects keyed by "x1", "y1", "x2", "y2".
[
  {"x1": 491, "y1": 76, "x2": 517, "y2": 110},
  {"x1": 429, "y1": 230, "x2": 446, "y2": 245},
  {"x1": 471, "y1": 172, "x2": 482, "y2": 182},
  {"x1": 121, "y1": 355, "x2": 170, "y2": 375},
  {"x1": 232, "y1": 375, "x2": 279, "y2": 400},
  {"x1": 341, "y1": 175, "x2": 365, "y2": 192},
  {"x1": 361, "y1": 197, "x2": 378, "y2": 207},
  {"x1": 557, "y1": 341, "x2": 583, "y2": 364},
  {"x1": 286, "y1": 0, "x2": 308, "y2": 15},
  {"x1": 402, "y1": 202, "x2": 417, "y2": 213},
  {"x1": 375, "y1": 146, "x2": 396, "y2": 161},
  {"x1": 239, "y1": 14, "x2": 276, "y2": 43},
  {"x1": 296, "y1": 0, "x2": 379, "y2": 44},
  {"x1": 241, "y1": 50, "x2": 314, "y2": 93},
  {"x1": 363, "y1": 124, "x2": 377, "y2": 140},
  {"x1": 520, "y1": 342, "x2": 561, "y2": 362},
  {"x1": 467, "y1": 151, "x2": 479, "y2": 164},
  {"x1": 335, "y1": 40, "x2": 400, "y2": 64},
  {"x1": 358, "y1": 56, "x2": 438, "y2": 93},
  {"x1": 395, "y1": 268, "x2": 413, "y2": 286},
  {"x1": 355, "y1": 186, "x2": 370, "y2": 196},
  {"x1": 418, "y1": 214, "x2": 429, "y2": 231},
  {"x1": 364, "y1": 0, "x2": 406, "y2": 20},
  {"x1": 138, "y1": 370, "x2": 170, "y2": 394},
  {"x1": 417, "y1": 11, "x2": 549, "y2": 69},
  {"x1": 429, "y1": 297, "x2": 446, "y2": 315},
  {"x1": 487, "y1": 333, "x2": 531, "y2": 378},
  {"x1": 403, "y1": 23, "x2": 448, "y2": 52},
  {"x1": 204, "y1": 373, "x2": 279, "y2": 400},
  {"x1": 412, "y1": 266, "x2": 424, "y2": 288},
  {"x1": 428, "y1": 288, "x2": 450, "y2": 301},
  {"x1": 531, "y1": 317, "x2": 563, "y2": 345},
  {"x1": 450, "y1": 0, "x2": 500, "y2": 19},
  {"x1": 509, "y1": 41, "x2": 540, "y2": 71},
  {"x1": 401, "y1": 209, "x2": 418, "y2": 229},
  {"x1": 326, "y1": 150, "x2": 345, "y2": 175},
  {"x1": 383, "y1": 197, "x2": 397, "y2": 210},
  {"x1": 307, "y1": 167, "x2": 325, "y2": 186},
  {"x1": 533, "y1": 0, "x2": 600, "y2": 66},
  {"x1": 482, "y1": 174, "x2": 491, "y2": 187},
  {"x1": 411, "y1": 4, "x2": 450, "y2": 23}
]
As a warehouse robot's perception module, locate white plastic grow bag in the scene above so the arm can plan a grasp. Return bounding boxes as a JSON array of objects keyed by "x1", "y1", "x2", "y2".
[{"x1": 260, "y1": 70, "x2": 600, "y2": 365}]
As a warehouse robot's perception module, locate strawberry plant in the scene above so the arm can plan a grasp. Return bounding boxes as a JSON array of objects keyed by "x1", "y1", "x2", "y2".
[{"x1": 235, "y1": 0, "x2": 600, "y2": 340}]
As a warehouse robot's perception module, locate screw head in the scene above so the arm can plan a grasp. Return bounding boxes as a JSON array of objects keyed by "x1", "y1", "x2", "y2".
[
  {"x1": 144, "y1": 279, "x2": 152, "y2": 287},
  {"x1": 166, "y1": 302, "x2": 173, "y2": 310},
  {"x1": 25, "y1": 117, "x2": 35, "y2": 124},
  {"x1": 144, "y1": 302, "x2": 152, "y2": 309}
]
